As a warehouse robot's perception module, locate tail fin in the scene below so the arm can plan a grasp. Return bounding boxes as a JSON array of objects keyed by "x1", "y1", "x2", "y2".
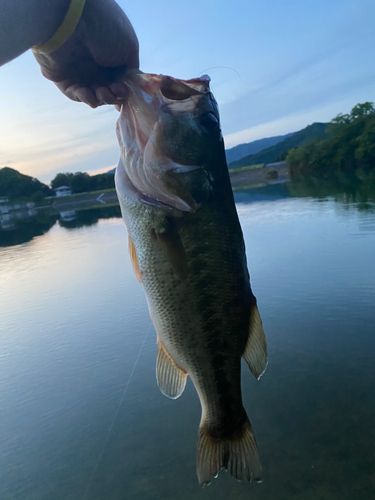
[{"x1": 196, "y1": 416, "x2": 262, "y2": 487}]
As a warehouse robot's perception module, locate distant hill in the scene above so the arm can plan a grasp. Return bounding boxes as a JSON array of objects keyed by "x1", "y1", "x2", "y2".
[
  {"x1": 0, "y1": 167, "x2": 53, "y2": 200},
  {"x1": 229, "y1": 123, "x2": 328, "y2": 169},
  {"x1": 225, "y1": 133, "x2": 293, "y2": 164}
]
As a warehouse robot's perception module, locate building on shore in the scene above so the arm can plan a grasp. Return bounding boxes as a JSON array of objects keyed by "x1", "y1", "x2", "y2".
[{"x1": 54, "y1": 186, "x2": 72, "y2": 197}]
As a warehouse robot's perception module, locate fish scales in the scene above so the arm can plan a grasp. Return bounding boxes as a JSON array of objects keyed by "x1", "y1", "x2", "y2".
[{"x1": 115, "y1": 73, "x2": 268, "y2": 486}]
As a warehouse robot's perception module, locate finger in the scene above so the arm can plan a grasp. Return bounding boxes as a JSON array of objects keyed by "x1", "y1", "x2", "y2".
[
  {"x1": 93, "y1": 85, "x2": 128, "y2": 106},
  {"x1": 109, "y1": 83, "x2": 128, "y2": 100},
  {"x1": 94, "y1": 86, "x2": 120, "y2": 105},
  {"x1": 115, "y1": 104, "x2": 123, "y2": 112},
  {"x1": 70, "y1": 87, "x2": 100, "y2": 108},
  {"x1": 55, "y1": 81, "x2": 100, "y2": 107},
  {"x1": 54, "y1": 81, "x2": 79, "y2": 102}
]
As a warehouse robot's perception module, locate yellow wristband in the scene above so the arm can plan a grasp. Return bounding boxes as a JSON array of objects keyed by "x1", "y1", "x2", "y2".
[{"x1": 32, "y1": 0, "x2": 87, "y2": 55}]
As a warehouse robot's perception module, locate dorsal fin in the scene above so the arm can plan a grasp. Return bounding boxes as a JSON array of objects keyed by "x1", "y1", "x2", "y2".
[
  {"x1": 128, "y1": 235, "x2": 142, "y2": 284},
  {"x1": 156, "y1": 339, "x2": 187, "y2": 399},
  {"x1": 243, "y1": 303, "x2": 268, "y2": 380}
]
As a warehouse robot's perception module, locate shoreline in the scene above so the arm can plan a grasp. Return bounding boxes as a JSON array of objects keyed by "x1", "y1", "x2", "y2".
[
  {"x1": 229, "y1": 161, "x2": 288, "y2": 190},
  {"x1": 1, "y1": 161, "x2": 289, "y2": 215}
]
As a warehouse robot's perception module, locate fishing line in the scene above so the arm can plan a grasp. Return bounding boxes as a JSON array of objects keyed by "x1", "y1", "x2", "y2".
[
  {"x1": 82, "y1": 322, "x2": 152, "y2": 500},
  {"x1": 198, "y1": 66, "x2": 242, "y2": 81}
]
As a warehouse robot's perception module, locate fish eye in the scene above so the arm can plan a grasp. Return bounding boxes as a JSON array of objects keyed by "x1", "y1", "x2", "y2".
[{"x1": 199, "y1": 112, "x2": 219, "y2": 132}]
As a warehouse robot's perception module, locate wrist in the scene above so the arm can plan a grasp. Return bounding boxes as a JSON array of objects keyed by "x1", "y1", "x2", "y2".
[
  {"x1": 33, "y1": 0, "x2": 87, "y2": 55},
  {"x1": 33, "y1": 0, "x2": 73, "y2": 47}
]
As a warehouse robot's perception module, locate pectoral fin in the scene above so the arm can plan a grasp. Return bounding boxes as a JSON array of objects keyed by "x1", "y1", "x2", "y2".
[
  {"x1": 128, "y1": 235, "x2": 142, "y2": 284},
  {"x1": 243, "y1": 304, "x2": 268, "y2": 380},
  {"x1": 162, "y1": 166, "x2": 212, "y2": 210},
  {"x1": 156, "y1": 340, "x2": 187, "y2": 399},
  {"x1": 156, "y1": 219, "x2": 189, "y2": 281}
]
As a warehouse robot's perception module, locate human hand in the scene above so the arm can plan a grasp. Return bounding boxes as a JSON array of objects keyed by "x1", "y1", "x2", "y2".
[{"x1": 33, "y1": 0, "x2": 139, "y2": 108}]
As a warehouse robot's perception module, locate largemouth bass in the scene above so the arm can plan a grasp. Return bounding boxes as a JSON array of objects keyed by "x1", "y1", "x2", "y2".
[{"x1": 115, "y1": 73, "x2": 268, "y2": 486}]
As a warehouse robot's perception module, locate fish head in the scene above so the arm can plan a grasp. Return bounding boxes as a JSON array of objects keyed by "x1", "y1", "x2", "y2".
[{"x1": 116, "y1": 73, "x2": 224, "y2": 214}]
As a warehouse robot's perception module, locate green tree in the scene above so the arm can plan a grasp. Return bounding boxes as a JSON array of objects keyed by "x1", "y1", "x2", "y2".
[
  {"x1": 354, "y1": 113, "x2": 375, "y2": 169},
  {"x1": 287, "y1": 102, "x2": 375, "y2": 179},
  {"x1": 50, "y1": 170, "x2": 115, "y2": 194},
  {"x1": 50, "y1": 172, "x2": 75, "y2": 190},
  {"x1": 350, "y1": 102, "x2": 374, "y2": 120},
  {"x1": 0, "y1": 167, "x2": 52, "y2": 199},
  {"x1": 31, "y1": 191, "x2": 45, "y2": 203},
  {"x1": 70, "y1": 172, "x2": 93, "y2": 193}
]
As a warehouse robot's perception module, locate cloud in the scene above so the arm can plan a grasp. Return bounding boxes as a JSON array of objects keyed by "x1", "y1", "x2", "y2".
[
  {"x1": 86, "y1": 165, "x2": 117, "y2": 176},
  {"x1": 223, "y1": 95, "x2": 370, "y2": 149},
  {"x1": 220, "y1": 53, "x2": 375, "y2": 141},
  {"x1": 0, "y1": 89, "x2": 120, "y2": 181}
]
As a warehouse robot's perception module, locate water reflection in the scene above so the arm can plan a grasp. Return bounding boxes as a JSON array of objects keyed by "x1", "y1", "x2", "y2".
[
  {"x1": 58, "y1": 205, "x2": 121, "y2": 230},
  {"x1": 0, "y1": 205, "x2": 122, "y2": 246},
  {"x1": 0, "y1": 176, "x2": 374, "y2": 499},
  {"x1": 287, "y1": 173, "x2": 375, "y2": 208},
  {"x1": 1, "y1": 176, "x2": 375, "y2": 248},
  {"x1": 60, "y1": 210, "x2": 77, "y2": 223},
  {"x1": 0, "y1": 210, "x2": 58, "y2": 247}
]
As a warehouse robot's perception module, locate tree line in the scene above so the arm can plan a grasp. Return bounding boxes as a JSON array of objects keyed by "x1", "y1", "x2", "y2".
[
  {"x1": 0, "y1": 167, "x2": 53, "y2": 201},
  {"x1": 0, "y1": 167, "x2": 116, "y2": 201},
  {"x1": 287, "y1": 103, "x2": 375, "y2": 179},
  {"x1": 50, "y1": 171, "x2": 115, "y2": 194}
]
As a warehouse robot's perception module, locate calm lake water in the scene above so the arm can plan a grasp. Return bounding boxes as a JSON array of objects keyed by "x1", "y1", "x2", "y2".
[{"x1": 1, "y1": 182, "x2": 375, "y2": 499}]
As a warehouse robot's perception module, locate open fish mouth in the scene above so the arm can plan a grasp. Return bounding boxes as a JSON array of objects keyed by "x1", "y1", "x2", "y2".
[{"x1": 115, "y1": 73, "x2": 214, "y2": 213}]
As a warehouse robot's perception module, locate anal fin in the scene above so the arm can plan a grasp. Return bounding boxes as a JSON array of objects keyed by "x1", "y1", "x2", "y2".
[
  {"x1": 243, "y1": 303, "x2": 268, "y2": 380},
  {"x1": 128, "y1": 235, "x2": 142, "y2": 284},
  {"x1": 156, "y1": 340, "x2": 187, "y2": 399}
]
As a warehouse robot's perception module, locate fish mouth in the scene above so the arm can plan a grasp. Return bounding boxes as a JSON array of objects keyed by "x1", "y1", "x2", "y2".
[{"x1": 115, "y1": 73, "x2": 211, "y2": 213}]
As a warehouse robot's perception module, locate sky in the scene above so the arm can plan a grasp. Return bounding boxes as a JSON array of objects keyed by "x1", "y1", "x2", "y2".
[{"x1": 0, "y1": 0, "x2": 374, "y2": 184}]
